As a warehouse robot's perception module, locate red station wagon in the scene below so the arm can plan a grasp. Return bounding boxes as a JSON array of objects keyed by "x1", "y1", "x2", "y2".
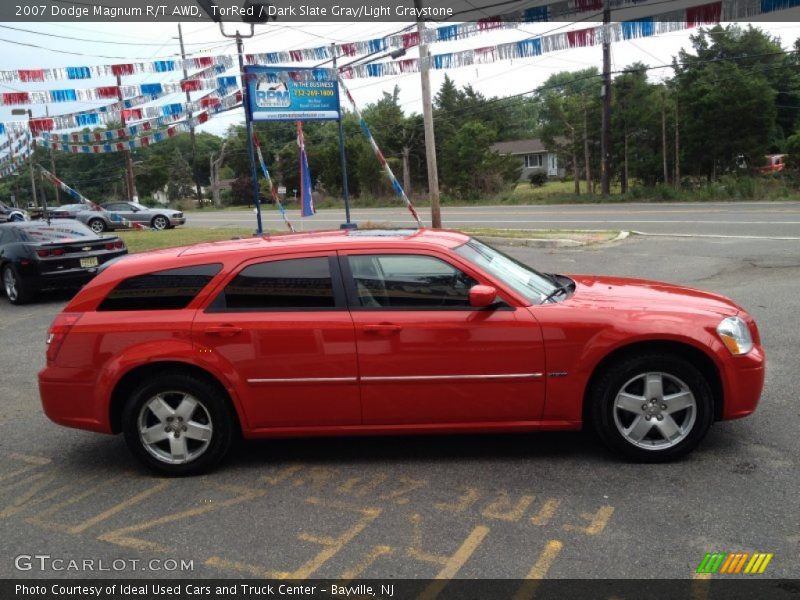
[{"x1": 38, "y1": 229, "x2": 765, "y2": 474}]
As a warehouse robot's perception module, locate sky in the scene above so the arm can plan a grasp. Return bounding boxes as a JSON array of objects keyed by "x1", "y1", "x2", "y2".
[{"x1": 1, "y1": 17, "x2": 800, "y2": 139}]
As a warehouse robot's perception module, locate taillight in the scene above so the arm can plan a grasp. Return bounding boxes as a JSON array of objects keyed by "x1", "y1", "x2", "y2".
[
  {"x1": 52, "y1": 248, "x2": 65, "y2": 256},
  {"x1": 37, "y1": 249, "x2": 50, "y2": 257},
  {"x1": 46, "y1": 312, "x2": 81, "y2": 363},
  {"x1": 114, "y1": 240, "x2": 124, "y2": 249},
  {"x1": 105, "y1": 242, "x2": 114, "y2": 250}
]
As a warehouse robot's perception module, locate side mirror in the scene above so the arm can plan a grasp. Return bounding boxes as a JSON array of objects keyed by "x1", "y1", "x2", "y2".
[{"x1": 469, "y1": 285, "x2": 498, "y2": 308}]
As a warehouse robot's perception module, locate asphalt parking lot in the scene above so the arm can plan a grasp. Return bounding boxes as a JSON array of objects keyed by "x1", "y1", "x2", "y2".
[{"x1": 0, "y1": 235, "x2": 797, "y2": 588}]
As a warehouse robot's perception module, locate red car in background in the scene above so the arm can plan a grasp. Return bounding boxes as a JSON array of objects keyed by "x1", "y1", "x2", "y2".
[{"x1": 38, "y1": 229, "x2": 765, "y2": 475}]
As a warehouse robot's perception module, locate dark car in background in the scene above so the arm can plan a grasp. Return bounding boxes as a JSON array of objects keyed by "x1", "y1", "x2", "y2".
[{"x1": 0, "y1": 220, "x2": 127, "y2": 304}]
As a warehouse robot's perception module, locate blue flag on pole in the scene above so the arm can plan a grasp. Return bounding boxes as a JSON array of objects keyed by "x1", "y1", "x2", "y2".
[{"x1": 297, "y1": 122, "x2": 315, "y2": 217}]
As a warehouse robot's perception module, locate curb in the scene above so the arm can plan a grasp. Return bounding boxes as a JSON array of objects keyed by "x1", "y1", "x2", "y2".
[{"x1": 474, "y1": 231, "x2": 630, "y2": 248}]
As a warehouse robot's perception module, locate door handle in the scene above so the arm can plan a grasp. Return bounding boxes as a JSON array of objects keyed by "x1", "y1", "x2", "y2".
[
  {"x1": 363, "y1": 323, "x2": 402, "y2": 336},
  {"x1": 203, "y1": 325, "x2": 242, "y2": 337}
]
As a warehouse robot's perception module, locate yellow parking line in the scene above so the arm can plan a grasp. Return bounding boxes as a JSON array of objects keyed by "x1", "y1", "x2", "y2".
[
  {"x1": 563, "y1": 505, "x2": 615, "y2": 535},
  {"x1": 339, "y1": 545, "x2": 394, "y2": 582},
  {"x1": 98, "y1": 484, "x2": 263, "y2": 553},
  {"x1": 512, "y1": 540, "x2": 564, "y2": 600},
  {"x1": 434, "y1": 488, "x2": 480, "y2": 513},
  {"x1": 530, "y1": 499, "x2": 560, "y2": 526},
  {"x1": 416, "y1": 526, "x2": 490, "y2": 600},
  {"x1": 482, "y1": 492, "x2": 535, "y2": 522}
]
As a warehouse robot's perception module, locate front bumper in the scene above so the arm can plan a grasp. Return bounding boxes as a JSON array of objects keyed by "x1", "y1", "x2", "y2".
[
  {"x1": 169, "y1": 217, "x2": 186, "y2": 226},
  {"x1": 720, "y1": 344, "x2": 766, "y2": 420}
]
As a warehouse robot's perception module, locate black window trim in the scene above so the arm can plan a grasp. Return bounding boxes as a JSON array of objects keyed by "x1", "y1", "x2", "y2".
[
  {"x1": 205, "y1": 254, "x2": 347, "y2": 313},
  {"x1": 337, "y1": 251, "x2": 512, "y2": 312}
]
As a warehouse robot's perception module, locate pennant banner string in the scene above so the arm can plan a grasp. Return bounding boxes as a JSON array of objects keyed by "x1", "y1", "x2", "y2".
[
  {"x1": 36, "y1": 165, "x2": 147, "y2": 229},
  {"x1": 253, "y1": 131, "x2": 295, "y2": 233},
  {"x1": 337, "y1": 75, "x2": 423, "y2": 228},
  {"x1": 0, "y1": 0, "x2": 783, "y2": 84}
]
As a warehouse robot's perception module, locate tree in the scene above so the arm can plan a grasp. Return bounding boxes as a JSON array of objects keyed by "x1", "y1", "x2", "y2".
[
  {"x1": 166, "y1": 149, "x2": 194, "y2": 201},
  {"x1": 537, "y1": 68, "x2": 602, "y2": 194},
  {"x1": 440, "y1": 121, "x2": 519, "y2": 198},
  {"x1": 674, "y1": 26, "x2": 780, "y2": 179},
  {"x1": 612, "y1": 63, "x2": 662, "y2": 191}
]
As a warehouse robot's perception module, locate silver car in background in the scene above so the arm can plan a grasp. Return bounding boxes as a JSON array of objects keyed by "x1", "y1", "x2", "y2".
[
  {"x1": 0, "y1": 201, "x2": 27, "y2": 223},
  {"x1": 71, "y1": 202, "x2": 186, "y2": 233}
]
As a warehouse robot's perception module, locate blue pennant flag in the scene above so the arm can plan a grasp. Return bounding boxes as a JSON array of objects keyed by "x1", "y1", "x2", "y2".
[{"x1": 300, "y1": 144, "x2": 314, "y2": 217}]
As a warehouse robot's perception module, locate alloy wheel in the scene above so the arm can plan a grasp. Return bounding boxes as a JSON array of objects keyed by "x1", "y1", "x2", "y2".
[
  {"x1": 3, "y1": 267, "x2": 17, "y2": 302},
  {"x1": 152, "y1": 216, "x2": 168, "y2": 230},
  {"x1": 137, "y1": 391, "x2": 213, "y2": 464},
  {"x1": 612, "y1": 371, "x2": 697, "y2": 450}
]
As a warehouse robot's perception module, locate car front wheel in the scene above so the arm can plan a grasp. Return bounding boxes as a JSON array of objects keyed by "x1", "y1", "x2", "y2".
[
  {"x1": 151, "y1": 215, "x2": 169, "y2": 230},
  {"x1": 590, "y1": 354, "x2": 714, "y2": 462},
  {"x1": 122, "y1": 374, "x2": 235, "y2": 475}
]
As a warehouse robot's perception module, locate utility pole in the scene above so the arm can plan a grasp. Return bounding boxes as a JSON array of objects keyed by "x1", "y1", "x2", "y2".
[
  {"x1": 46, "y1": 105, "x2": 59, "y2": 204},
  {"x1": 13, "y1": 109, "x2": 37, "y2": 208},
  {"x1": 662, "y1": 90, "x2": 668, "y2": 185},
  {"x1": 414, "y1": 0, "x2": 441, "y2": 228},
  {"x1": 332, "y1": 44, "x2": 354, "y2": 228},
  {"x1": 177, "y1": 23, "x2": 203, "y2": 206},
  {"x1": 116, "y1": 74, "x2": 138, "y2": 201},
  {"x1": 674, "y1": 99, "x2": 680, "y2": 188},
  {"x1": 600, "y1": 0, "x2": 612, "y2": 195}
]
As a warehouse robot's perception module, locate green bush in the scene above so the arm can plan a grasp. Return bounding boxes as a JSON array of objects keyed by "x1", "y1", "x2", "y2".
[{"x1": 528, "y1": 172, "x2": 548, "y2": 187}]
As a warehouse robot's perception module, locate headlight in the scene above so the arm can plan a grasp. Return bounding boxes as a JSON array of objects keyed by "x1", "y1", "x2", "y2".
[{"x1": 716, "y1": 316, "x2": 753, "y2": 355}]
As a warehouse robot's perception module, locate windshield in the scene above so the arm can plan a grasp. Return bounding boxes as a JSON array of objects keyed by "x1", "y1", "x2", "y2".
[{"x1": 454, "y1": 238, "x2": 558, "y2": 304}]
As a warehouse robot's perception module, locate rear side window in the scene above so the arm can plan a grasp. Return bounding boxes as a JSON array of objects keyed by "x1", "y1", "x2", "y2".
[
  {"x1": 98, "y1": 264, "x2": 222, "y2": 311},
  {"x1": 211, "y1": 256, "x2": 335, "y2": 311}
]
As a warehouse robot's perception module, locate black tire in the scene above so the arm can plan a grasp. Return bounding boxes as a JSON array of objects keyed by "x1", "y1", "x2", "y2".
[
  {"x1": 88, "y1": 218, "x2": 106, "y2": 233},
  {"x1": 151, "y1": 215, "x2": 169, "y2": 230},
  {"x1": 589, "y1": 353, "x2": 714, "y2": 462},
  {"x1": 122, "y1": 373, "x2": 236, "y2": 475},
  {"x1": 2, "y1": 263, "x2": 32, "y2": 305}
]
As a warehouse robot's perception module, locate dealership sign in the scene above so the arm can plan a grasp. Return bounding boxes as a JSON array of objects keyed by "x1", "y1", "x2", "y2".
[{"x1": 244, "y1": 66, "x2": 340, "y2": 122}]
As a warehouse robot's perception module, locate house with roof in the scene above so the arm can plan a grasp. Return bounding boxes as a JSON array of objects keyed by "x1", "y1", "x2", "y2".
[{"x1": 491, "y1": 138, "x2": 564, "y2": 181}]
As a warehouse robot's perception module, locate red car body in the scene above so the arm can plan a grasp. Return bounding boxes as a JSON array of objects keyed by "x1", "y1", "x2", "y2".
[{"x1": 38, "y1": 229, "x2": 765, "y2": 469}]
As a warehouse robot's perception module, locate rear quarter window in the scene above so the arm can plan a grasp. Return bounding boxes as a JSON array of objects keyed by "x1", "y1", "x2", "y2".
[{"x1": 97, "y1": 264, "x2": 222, "y2": 311}]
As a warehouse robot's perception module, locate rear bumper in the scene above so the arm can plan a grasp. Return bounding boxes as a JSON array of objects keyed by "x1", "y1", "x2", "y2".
[
  {"x1": 38, "y1": 366, "x2": 111, "y2": 433},
  {"x1": 720, "y1": 344, "x2": 766, "y2": 420}
]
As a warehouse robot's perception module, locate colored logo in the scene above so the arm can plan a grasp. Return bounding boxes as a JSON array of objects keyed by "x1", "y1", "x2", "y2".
[{"x1": 696, "y1": 552, "x2": 773, "y2": 574}]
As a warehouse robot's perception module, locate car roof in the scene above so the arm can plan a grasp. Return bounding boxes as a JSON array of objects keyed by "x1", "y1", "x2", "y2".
[{"x1": 176, "y1": 228, "x2": 470, "y2": 257}]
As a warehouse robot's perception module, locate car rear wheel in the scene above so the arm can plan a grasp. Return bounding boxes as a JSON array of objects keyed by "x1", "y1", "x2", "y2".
[
  {"x1": 122, "y1": 374, "x2": 235, "y2": 475},
  {"x1": 590, "y1": 354, "x2": 714, "y2": 462},
  {"x1": 151, "y1": 215, "x2": 169, "y2": 230},
  {"x1": 3, "y1": 264, "x2": 31, "y2": 305},
  {"x1": 88, "y1": 218, "x2": 106, "y2": 233}
]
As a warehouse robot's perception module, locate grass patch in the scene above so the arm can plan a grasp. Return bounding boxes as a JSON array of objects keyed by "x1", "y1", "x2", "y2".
[
  {"x1": 117, "y1": 227, "x2": 254, "y2": 253},
  {"x1": 463, "y1": 228, "x2": 620, "y2": 244}
]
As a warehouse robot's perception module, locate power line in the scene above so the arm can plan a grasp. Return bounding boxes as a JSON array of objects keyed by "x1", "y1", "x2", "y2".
[{"x1": 0, "y1": 24, "x2": 214, "y2": 46}]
